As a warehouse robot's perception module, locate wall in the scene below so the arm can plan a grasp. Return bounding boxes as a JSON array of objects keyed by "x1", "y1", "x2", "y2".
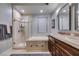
[
  {"x1": 0, "y1": 3, "x2": 12, "y2": 54},
  {"x1": 22, "y1": 14, "x2": 52, "y2": 38},
  {"x1": 0, "y1": 4, "x2": 12, "y2": 26},
  {"x1": 51, "y1": 4, "x2": 77, "y2": 33},
  {"x1": 71, "y1": 4, "x2": 76, "y2": 32},
  {"x1": 13, "y1": 9, "x2": 26, "y2": 48},
  {"x1": 22, "y1": 15, "x2": 32, "y2": 40},
  {"x1": 51, "y1": 4, "x2": 69, "y2": 33},
  {"x1": 31, "y1": 15, "x2": 51, "y2": 37},
  {"x1": 13, "y1": 9, "x2": 33, "y2": 48},
  {"x1": 70, "y1": 4, "x2": 79, "y2": 32},
  {"x1": 0, "y1": 38, "x2": 12, "y2": 55},
  {"x1": 59, "y1": 14, "x2": 69, "y2": 30},
  {"x1": 22, "y1": 14, "x2": 52, "y2": 37}
]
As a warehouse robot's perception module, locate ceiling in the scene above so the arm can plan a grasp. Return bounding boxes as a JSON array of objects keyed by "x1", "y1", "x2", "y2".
[{"x1": 13, "y1": 3, "x2": 60, "y2": 15}]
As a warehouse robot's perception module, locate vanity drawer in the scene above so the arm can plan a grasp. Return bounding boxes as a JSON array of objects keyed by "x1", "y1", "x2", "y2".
[
  {"x1": 55, "y1": 39, "x2": 79, "y2": 56},
  {"x1": 48, "y1": 35, "x2": 79, "y2": 56}
]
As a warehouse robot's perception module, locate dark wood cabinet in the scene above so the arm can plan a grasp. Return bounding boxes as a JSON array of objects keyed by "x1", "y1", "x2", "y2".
[
  {"x1": 48, "y1": 35, "x2": 55, "y2": 55},
  {"x1": 48, "y1": 35, "x2": 79, "y2": 56}
]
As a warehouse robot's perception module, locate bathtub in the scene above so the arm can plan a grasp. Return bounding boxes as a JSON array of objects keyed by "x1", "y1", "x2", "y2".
[{"x1": 26, "y1": 36, "x2": 48, "y2": 52}]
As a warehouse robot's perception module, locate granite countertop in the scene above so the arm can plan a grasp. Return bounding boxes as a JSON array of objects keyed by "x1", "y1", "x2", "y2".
[{"x1": 50, "y1": 33, "x2": 79, "y2": 49}]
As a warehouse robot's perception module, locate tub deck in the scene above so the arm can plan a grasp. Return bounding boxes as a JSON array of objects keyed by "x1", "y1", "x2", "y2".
[{"x1": 26, "y1": 37, "x2": 48, "y2": 52}]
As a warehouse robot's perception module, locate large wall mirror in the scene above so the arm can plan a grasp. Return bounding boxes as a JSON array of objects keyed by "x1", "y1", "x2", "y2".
[
  {"x1": 75, "y1": 4, "x2": 79, "y2": 30},
  {"x1": 58, "y1": 4, "x2": 71, "y2": 31}
]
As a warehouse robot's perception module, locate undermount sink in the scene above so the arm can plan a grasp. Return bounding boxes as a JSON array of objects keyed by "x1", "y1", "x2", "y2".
[{"x1": 65, "y1": 36, "x2": 79, "y2": 45}]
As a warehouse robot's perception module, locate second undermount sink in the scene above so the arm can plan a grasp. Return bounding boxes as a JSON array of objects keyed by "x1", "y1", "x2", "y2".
[{"x1": 65, "y1": 36, "x2": 79, "y2": 45}]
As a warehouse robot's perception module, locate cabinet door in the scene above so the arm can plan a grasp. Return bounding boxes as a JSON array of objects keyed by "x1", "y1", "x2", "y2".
[
  {"x1": 48, "y1": 35, "x2": 79, "y2": 56},
  {"x1": 55, "y1": 40, "x2": 72, "y2": 56},
  {"x1": 53, "y1": 45, "x2": 56, "y2": 56},
  {"x1": 55, "y1": 46, "x2": 59, "y2": 56},
  {"x1": 48, "y1": 39, "x2": 53, "y2": 55}
]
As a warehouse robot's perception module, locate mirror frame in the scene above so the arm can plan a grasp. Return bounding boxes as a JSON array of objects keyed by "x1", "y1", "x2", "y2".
[{"x1": 58, "y1": 4, "x2": 71, "y2": 31}]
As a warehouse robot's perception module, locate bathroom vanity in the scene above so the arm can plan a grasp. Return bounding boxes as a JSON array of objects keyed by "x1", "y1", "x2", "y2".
[{"x1": 48, "y1": 33, "x2": 79, "y2": 56}]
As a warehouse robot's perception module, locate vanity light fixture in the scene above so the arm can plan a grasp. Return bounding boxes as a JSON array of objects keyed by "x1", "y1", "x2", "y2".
[{"x1": 40, "y1": 10, "x2": 43, "y2": 13}]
